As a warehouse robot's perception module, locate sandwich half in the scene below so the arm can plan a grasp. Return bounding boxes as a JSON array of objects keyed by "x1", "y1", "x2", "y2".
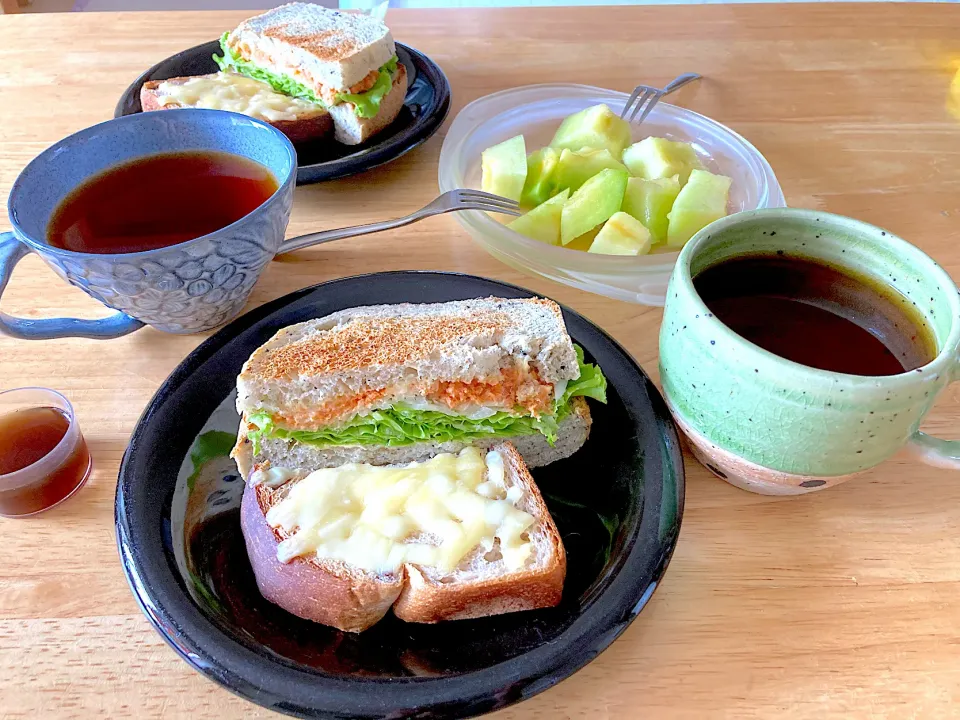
[
  {"x1": 214, "y1": 2, "x2": 408, "y2": 145},
  {"x1": 140, "y1": 72, "x2": 334, "y2": 144},
  {"x1": 232, "y1": 297, "x2": 607, "y2": 473},
  {"x1": 240, "y1": 443, "x2": 566, "y2": 632}
]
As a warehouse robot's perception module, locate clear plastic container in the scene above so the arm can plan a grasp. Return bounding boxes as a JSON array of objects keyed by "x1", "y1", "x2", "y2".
[
  {"x1": 438, "y1": 84, "x2": 786, "y2": 306},
  {"x1": 0, "y1": 388, "x2": 91, "y2": 517}
]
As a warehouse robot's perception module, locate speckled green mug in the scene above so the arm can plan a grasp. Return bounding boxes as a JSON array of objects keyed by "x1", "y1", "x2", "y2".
[{"x1": 660, "y1": 208, "x2": 960, "y2": 494}]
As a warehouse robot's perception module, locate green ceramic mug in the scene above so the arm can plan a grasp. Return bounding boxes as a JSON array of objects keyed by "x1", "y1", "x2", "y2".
[{"x1": 660, "y1": 208, "x2": 960, "y2": 494}]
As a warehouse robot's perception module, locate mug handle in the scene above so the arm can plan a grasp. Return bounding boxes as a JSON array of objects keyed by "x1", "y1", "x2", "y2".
[
  {"x1": 906, "y1": 362, "x2": 960, "y2": 468},
  {"x1": 907, "y1": 431, "x2": 960, "y2": 470},
  {"x1": 0, "y1": 231, "x2": 144, "y2": 340}
]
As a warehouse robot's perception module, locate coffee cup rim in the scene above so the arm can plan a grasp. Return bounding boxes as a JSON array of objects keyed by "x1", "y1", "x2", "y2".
[
  {"x1": 672, "y1": 207, "x2": 960, "y2": 382},
  {"x1": 6, "y1": 109, "x2": 297, "y2": 261}
]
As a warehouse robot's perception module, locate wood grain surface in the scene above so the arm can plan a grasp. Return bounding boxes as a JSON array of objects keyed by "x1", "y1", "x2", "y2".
[{"x1": 2, "y1": 5, "x2": 960, "y2": 718}]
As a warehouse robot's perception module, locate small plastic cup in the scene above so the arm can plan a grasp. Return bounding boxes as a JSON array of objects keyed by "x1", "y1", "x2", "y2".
[{"x1": 0, "y1": 388, "x2": 92, "y2": 518}]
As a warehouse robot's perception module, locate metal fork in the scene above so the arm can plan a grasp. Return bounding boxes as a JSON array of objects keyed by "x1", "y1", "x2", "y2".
[
  {"x1": 620, "y1": 72, "x2": 702, "y2": 124},
  {"x1": 277, "y1": 189, "x2": 521, "y2": 255}
]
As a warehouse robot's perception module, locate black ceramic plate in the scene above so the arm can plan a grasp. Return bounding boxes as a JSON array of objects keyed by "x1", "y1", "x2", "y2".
[
  {"x1": 116, "y1": 272, "x2": 684, "y2": 719},
  {"x1": 115, "y1": 41, "x2": 451, "y2": 184}
]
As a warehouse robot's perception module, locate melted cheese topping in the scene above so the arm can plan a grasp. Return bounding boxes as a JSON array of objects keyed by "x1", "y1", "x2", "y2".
[
  {"x1": 264, "y1": 448, "x2": 535, "y2": 574},
  {"x1": 249, "y1": 466, "x2": 297, "y2": 488},
  {"x1": 157, "y1": 73, "x2": 322, "y2": 122}
]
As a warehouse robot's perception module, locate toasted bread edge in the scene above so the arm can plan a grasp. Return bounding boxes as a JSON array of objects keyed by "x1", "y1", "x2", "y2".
[
  {"x1": 241, "y1": 481, "x2": 403, "y2": 633},
  {"x1": 391, "y1": 443, "x2": 566, "y2": 623}
]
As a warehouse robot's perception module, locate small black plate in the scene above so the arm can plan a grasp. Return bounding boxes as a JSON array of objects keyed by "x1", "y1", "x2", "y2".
[
  {"x1": 115, "y1": 41, "x2": 451, "y2": 184},
  {"x1": 115, "y1": 272, "x2": 684, "y2": 719}
]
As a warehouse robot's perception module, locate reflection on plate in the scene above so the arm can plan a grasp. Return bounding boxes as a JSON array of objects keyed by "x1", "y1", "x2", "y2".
[
  {"x1": 115, "y1": 42, "x2": 451, "y2": 184},
  {"x1": 117, "y1": 271, "x2": 684, "y2": 718}
]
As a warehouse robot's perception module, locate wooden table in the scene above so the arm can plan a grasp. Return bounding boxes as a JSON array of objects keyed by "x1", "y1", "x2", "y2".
[{"x1": 2, "y1": 5, "x2": 960, "y2": 718}]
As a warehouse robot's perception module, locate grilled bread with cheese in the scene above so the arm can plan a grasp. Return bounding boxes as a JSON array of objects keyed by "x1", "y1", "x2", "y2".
[
  {"x1": 232, "y1": 297, "x2": 607, "y2": 472},
  {"x1": 239, "y1": 443, "x2": 566, "y2": 632},
  {"x1": 140, "y1": 72, "x2": 334, "y2": 144},
  {"x1": 215, "y1": 3, "x2": 408, "y2": 145}
]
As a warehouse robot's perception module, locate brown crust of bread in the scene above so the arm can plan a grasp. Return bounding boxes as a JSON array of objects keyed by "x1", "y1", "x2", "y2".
[
  {"x1": 239, "y1": 442, "x2": 566, "y2": 632},
  {"x1": 139, "y1": 75, "x2": 334, "y2": 145},
  {"x1": 241, "y1": 297, "x2": 564, "y2": 381},
  {"x1": 254, "y1": 314, "x2": 508, "y2": 379},
  {"x1": 392, "y1": 444, "x2": 566, "y2": 623},
  {"x1": 241, "y1": 480, "x2": 404, "y2": 633},
  {"x1": 329, "y1": 63, "x2": 408, "y2": 145}
]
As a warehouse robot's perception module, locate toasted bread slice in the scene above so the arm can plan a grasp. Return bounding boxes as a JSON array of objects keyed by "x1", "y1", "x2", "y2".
[
  {"x1": 328, "y1": 63, "x2": 408, "y2": 145},
  {"x1": 239, "y1": 443, "x2": 566, "y2": 632},
  {"x1": 236, "y1": 297, "x2": 579, "y2": 421},
  {"x1": 140, "y1": 72, "x2": 333, "y2": 145},
  {"x1": 227, "y1": 3, "x2": 396, "y2": 93}
]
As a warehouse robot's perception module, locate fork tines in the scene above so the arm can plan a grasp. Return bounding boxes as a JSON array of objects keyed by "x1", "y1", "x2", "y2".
[
  {"x1": 455, "y1": 189, "x2": 521, "y2": 214},
  {"x1": 621, "y1": 85, "x2": 663, "y2": 124}
]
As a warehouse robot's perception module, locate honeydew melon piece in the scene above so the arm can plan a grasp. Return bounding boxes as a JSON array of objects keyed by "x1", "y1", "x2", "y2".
[
  {"x1": 481, "y1": 135, "x2": 527, "y2": 201},
  {"x1": 560, "y1": 168, "x2": 628, "y2": 245},
  {"x1": 588, "y1": 212, "x2": 652, "y2": 256},
  {"x1": 554, "y1": 148, "x2": 628, "y2": 193},
  {"x1": 506, "y1": 189, "x2": 570, "y2": 245},
  {"x1": 520, "y1": 147, "x2": 561, "y2": 207},
  {"x1": 549, "y1": 104, "x2": 632, "y2": 157},
  {"x1": 666, "y1": 168, "x2": 732, "y2": 248},
  {"x1": 622, "y1": 136, "x2": 703, "y2": 183},
  {"x1": 621, "y1": 175, "x2": 682, "y2": 244}
]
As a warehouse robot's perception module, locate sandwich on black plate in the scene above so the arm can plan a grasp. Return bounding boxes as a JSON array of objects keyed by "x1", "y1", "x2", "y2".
[
  {"x1": 141, "y1": 2, "x2": 407, "y2": 146},
  {"x1": 230, "y1": 297, "x2": 608, "y2": 632}
]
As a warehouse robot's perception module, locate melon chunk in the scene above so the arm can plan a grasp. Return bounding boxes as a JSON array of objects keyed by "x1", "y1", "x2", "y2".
[
  {"x1": 560, "y1": 168, "x2": 628, "y2": 245},
  {"x1": 550, "y1": 104, "x2": 632, "y2": 157},
  {"x1": 554, "y1": 148, "x2": 628, "y2": 193},
  {"x1": 622, "y1": 137, "x2": 703, "y2": 183},
  {"x1": 520, "y1": 147, "x2": 560, "y2": 207},
  {"x1": 481, "y1": 135, "x2": 527, "y2": 201},
  {"x1": 588, "y1": 212, "x2": 652, "y2": 256},
  {"x1": 666, "y1": 168, "x2": 732, "y2": 247},
  {"x1": 621, "y1": 176, "x2": 682, "y2": 244},
  {"x1": 507, "y1": 189, "x2": 570, "y2": 245}
]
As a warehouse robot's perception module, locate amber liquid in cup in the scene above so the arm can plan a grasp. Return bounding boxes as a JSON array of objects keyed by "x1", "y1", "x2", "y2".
[
  {"x1": 0, "y1": 389, "x2": 91, "y2": 517},
  {"x1": 46, "y1": 150, "x2": 278, "y2": 254},
  {"x1": 693, "y1": 255, "x2": 937, "y2": 375}
]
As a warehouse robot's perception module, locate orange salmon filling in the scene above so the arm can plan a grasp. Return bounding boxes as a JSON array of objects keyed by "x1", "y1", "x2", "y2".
[
  {"x1": 433, "y1": 366, "x2": 553, "y2": 417},
  {"x1": 273, "y1": 388, "x2": 387, "y2": 429},
  {"x1": 270, "y1": 367, "x2": 554, "y2": 431}
]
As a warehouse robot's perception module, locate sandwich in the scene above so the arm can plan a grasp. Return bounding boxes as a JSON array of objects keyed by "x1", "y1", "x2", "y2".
[
  {"x1": 140, "y1": 72, "x2": 334, "y2": 144},
  {"x1": 231, "y1": 297, "x2": 608, "y2": 475},
  {"x1": 214, "y1": 3, "x2": 408, "y2": 145},
  {"x1": 240, "y1": 442, "x2": 566, "y2": 632}
]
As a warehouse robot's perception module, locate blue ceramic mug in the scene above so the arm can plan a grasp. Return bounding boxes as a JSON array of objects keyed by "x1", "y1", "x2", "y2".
[{"x1": 1, "y1": 109, "x2": 296, "y2": 339}]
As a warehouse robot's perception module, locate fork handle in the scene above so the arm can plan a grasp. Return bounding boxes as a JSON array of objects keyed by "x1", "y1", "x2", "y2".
[
  {"x1": 277, "y1": 214, "x2": 423, "y2": 255},
  {"x1": 277, "y1": 197, "x2": 521, "y2": 256},
  {"x1": 662, "y1": 72, "x2": 701, "y2": 95}
]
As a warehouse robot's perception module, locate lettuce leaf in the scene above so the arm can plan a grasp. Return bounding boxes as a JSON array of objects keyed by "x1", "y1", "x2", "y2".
[
  {"x1": 337, "y1": 55, "x2": 399, "y2": 118},
  {"x1": 214, "y1": 32, "x2": 323, "y2": 104},
  {"x1": 250, "y1": 405, "x2": 561, "y2": 451},
  {"x1": 213, "y1": 34, "x2": 400, "y2": 118},
  {"x1": 249, "y1": 345, "x2": 606, "y2": 451},
  {"x1": 562, "y1": 344, "x2": 607, "y2": 404}
]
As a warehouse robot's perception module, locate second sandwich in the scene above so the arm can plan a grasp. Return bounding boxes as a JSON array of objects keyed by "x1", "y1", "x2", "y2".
[{"x1": 214, "y1": 2, "x2": 408, "y2": 145}]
